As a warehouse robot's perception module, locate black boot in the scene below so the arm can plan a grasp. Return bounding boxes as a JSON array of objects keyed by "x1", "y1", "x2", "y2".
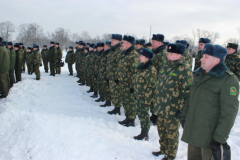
[
  {"x1": 108, "y1": 107, "x2": 121, "y2": 115},
  {"x1": 133, "y1": 129, "x2": 149, "y2": 141},
  {"x1": 118, "y1": 116, "x2": 129, "y2": 125},
  {"x1": 86, "y1": 87, "x2": 94, "y2": 93},
  {"x1": 90, "y1": 91, "x2": 98, "y2": 98},
  {"x1": 95, "y1": 95, "x2": 104, "y2": 102},
  {"x1": 124, "y1": 118, "x2": 135, "y2": 127},
  {"x1": 100, "y1": 100, "x2": 111, "y2": 107},
  {"x1": 152, "y1": 151, "x2": 163, "y2": 157},
  {"x1": 79, "y1": 81, "x2": 85, "y2": 86},
  {"x1": 77, "y1": 79, "x2": 81, "y2": 83},
  {"x1": 150, "y1": 114, "x2": 158, "y2": 125}
]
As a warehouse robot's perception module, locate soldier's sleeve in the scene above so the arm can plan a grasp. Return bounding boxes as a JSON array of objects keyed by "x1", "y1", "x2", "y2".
[
  {"x1": 114, "y1": 51, "x2": 122, "y2": 80},
  {"x1": 130, "y1": 54, "x2": 140, "y2": 89},
  {"x1": 213, "y1": 74, "x2": 239, "y2": 143},
  {"x1": 179, "y1": 69, "x2": 193, "y2": 112},
  {"x1": 144, "y1": 67, "x2": 157, "y2": 105},
  {"x1": 235, "y1": 58, "x2": 240, "y2": 81}
]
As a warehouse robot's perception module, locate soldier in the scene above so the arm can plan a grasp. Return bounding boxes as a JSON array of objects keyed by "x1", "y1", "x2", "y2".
[
  {"x1": 85, "y1": 43, "x2": 94, "y2": 92},
  {"x1": 133, "y1": 48, "x2": 157, "y2": 140},
  {"x1": 181, "y1": 44, "x2": 239, "y2": 160},
  {"x1": 194, "y1": 38, "x2": 211, "y2": 70},
  {"x1": 94, "y1": 42, "x2": 105, "y2": 102},
  {"x1": 152, "y1": 43, "x2": 193, "y2": 160},
  {"x1": 117, "y1": 35, "x2": 140, "y2": 127},
  {"x1": 98, "y1": 40, "x2": 112, "y2": 107},
  {"x1": 87, "y1": 43, "x2": 90, "y2": 48},
  {"x1": 14, "y1": 44, "x2": 24, "y2": 82},
  {"x1": 32, "y1": 45, "x2": 42, "y2": 80},
  {"x1": 145, "y1": 42, "x2": 152, "y2": 50},
  {"x1": 106, "y1": 34, "x2": 123, "y2": 115},
  {"x1": 25, "y1": 47, "x2": 33, "y2": 75},
  {"x1": 78, "y1": 42, "x2": 86, "y2": 85},
  {"x1": 225, "y1": 43, "x2": 240, "y2": 80},
  {"x1": 80, "y1": 47, "x2": 89, "y2": 86},
  {"x1": 47, "y1": 41, "x2": 57, "y2": 76},
  {"x1": 19, "y1": 43, "x2": 27, "y2": 73},
  {"x1": 0, "y1": 37, "x2": 10, "y2": 98},
  {"x1": 176, "y1": 40, "x2": 193, "y2": 69},
  {"x1": 135, "y1": 39, "x2": 145, "y2": 53},
  {"x1": 89, "y1": 44, "x2": 99, "y2": 97},
  {"x1": 74, "y1": 42, "x2": 79, "y2": 77},
  {"x1": 163, "y1": 42, "x2": 169, "y2": 50},
  {"x1": 7, "y1": 42, "x2": 16, "y2": 88},
  {"x1": 65, "y1": 46, "x2": 75, "y2": 76},
  {"x1": 55, "y1": 42, "x2": 63, "y2": 74},
  {"x1": 150, "y1": 34, "x2": 168, "y2": 125},
  {"x1": 41, "y1": 45, "x2": 49, "y2": 73}
]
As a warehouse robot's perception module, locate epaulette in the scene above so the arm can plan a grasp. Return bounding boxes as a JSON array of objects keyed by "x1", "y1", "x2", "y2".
[{"x1": 226, "y1": 70, "x2": 234, "y2": 76}]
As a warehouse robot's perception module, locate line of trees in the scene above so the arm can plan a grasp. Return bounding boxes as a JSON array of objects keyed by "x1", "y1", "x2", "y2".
[{"x1": 0, "y1": 21, "x2": 239, "y2": 53}]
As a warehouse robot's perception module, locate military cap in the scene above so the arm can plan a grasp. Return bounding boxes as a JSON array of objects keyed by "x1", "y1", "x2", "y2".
[
  {"x1": 167, "y1": 43, "x2": 186, "y2": 55},
  {"x1": 14, "y1": 44, "x2": 19, "y2": 48},
  {"x1": 152, "y1": 34, "x2": 164, "y2": 42},
  {"x1": 135, "y1": 40, "x2": 140, "y2": 44},
  {"x1": 145, "y1": 42, "x2": 152, "y2": 46},
  {"x1": 81, "y1": 42, "x2": 86, "y2": 46},
  {"x1": 33, "y1": 43, "x2": 37, "y2": 46},
  {"x1": 27, "y1": 47, "x2": 32, "y2": 50},
  {"x1": 7, "y1": 42, "x2": 13, "y2": 46},
  {"x1": 75, "y1": 42, "x2": 79, "y2": 44},
  {"x1": 69, "y1": 46, "x2": 73, "y2": 49},
  {"x1": 43, "y1": 45, "x2": 47, "y2": 48},
  {"x1": 85, "y1": 47, "x2": 89, "y2": 51},
  {"x1": 202, "y1": 44, "x2": 227, "y2": 61},
  {"x1": 0, "y1": 37, "x2": 2, "y2": 42},
  {"x1": 227, "y1": 43, "x2": 238, "y2": 50},
  {"x1": 2, "y1": 41, "x2": 7, "y2": 46},
  {"x1": 93, "y1": 44, "x2": 97, "y2": 49},
  {"x1": 139, "y1": 39, "x2": 145, "y2": 45},
  {"x1": 123, "y1": 35, "x2": 135, "y2": 44},
  {"x1": 55, "y1": 42, "x2": 59, "y2": 45},
  {"x1": 50, "y1": 41, "x2": 55, "y2": 44},
  {"x1": 79, "y1": 41, "x2": 83, "y2": 44},
  {"x1": 89, "y1": 43, "x2": 94, "y2": 48},
  {"x1": 163, "y1": 41, "x2": 170, "y2": 46},
  {"x1": 87, "y1": 43, "x2": 90, "y2": 45},
  {"x1": 105, "y1": 40, "x2": 111, "y2": 46},
  {"x1": 199, "y1": 38, "x2": 211, "y2": 44},
  {"x1": 97, "y1": 42, "x2": 104, "y2": 47},
  {"x1": 139, "y1": 48, "x2": 155, "y2": 60},
  {"x1": 19, "y1": 43, "x2": 23, "y2": 45},
  {"x1": 33, "y1": 45, "x2": 39, "y2": 48},
  {"x1": 111, "y1": 34, "x2": 122, "y2": 41},
  {"x1": 176, "y1": 40, "x2": 188, "y2": 49}
]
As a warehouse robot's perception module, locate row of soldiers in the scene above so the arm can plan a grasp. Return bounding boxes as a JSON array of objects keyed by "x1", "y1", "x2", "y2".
[{"x1": 64, "y1": 33, "x2": 239, "y2": 160}]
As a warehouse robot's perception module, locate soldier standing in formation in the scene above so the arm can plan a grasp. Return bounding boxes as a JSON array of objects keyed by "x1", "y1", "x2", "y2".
[
  {"x1": 47, "y1": 41, "x2": 57, "y2": 76},
  {"x1": 65, "y1": 46, "x2": 75, "y2": 76},
  {"x1": 14, "y1": 44, "x2": 23, "y2": 82},
  {"x1": 7, "y1": 42, "x2": 16, "y2": 88},
  {"x1": 89, "y1": 44, "x2": 98, "y2": 98},
  {"x1": 32, "y1": 45, "x2": 42, "y2": 80},
  {"x1": 152, "y1": 43, "x2": 193, "y2": 160},
  {"x1": 25, "y1": 47, "x2": 33, "y2": 75},
  {"x1": 55, "y1": 42, "x2": 63, "y2": 74},
  {"x1": 19, "y1": 43, "x2": 27, "y2": 73},
  {"x1": 145, "y1": 42, "x2": 152, "y2": 50},
  {"x1": 176, "y1": 40, "x2": 193, "y2": 69},
  {"x1": 41, "y1": 45, "x2": 49, "y2": 73},
  {"x1": 75, "y1": 42, "x2": 80, "y2": 78},
  {"x1": 135, "y1": 39, "x2": 145, "y2": 53},
  {"x1": 78, "y1": 42, "x2": 86, "y2": 85}
]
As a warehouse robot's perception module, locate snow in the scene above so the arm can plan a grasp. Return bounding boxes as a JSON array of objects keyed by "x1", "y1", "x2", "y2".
[{"x1": 0, "y1": 52, "x2": 239, "y2": 160}]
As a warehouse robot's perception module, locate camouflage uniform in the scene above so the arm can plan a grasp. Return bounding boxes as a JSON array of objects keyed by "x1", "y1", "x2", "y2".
[
  {"x1": 32, "y1": 49, "x2": 42, "y2": 80},
  {"x1": 117, "y1": 46, "x2": 140, "y2": 120},
  {"x1": 194, "y1": 50, "x2": 202, "y2": 71},
  {"x1": 97, "y1": 52, "x2": 105, "y2": 96},
  {"x1": 106, "y1": 43, "x2": 123, "y2": 108},
  {"x1": 55, "y1": 47, "x2": 63, "y2": 74},
  {"x1": 99, "y1": 49, "x2": 111, "y2": 101},
  {"x1": 65, "y1": 50, "x2": 75, "y2": 75},
  {"x1": 94, "y1": 49, "x2": 104, "y2": 93},
  {"x1": 184, "y1": 49, "x2": 193, "y2": 69},
  {"x1": 47, "y1": 46, "x2": 57, "y2": 76},
  {"x1": 79, "y1": 48, "x2": 85, "y2": 81},
  {"x1": 134, "y1": 60, "x2": 157, "y2": 131},
  {"x1": 75, "y1": 48, "x2": 81, "y2": 77},
  {"x1": 153, "y1": 56, "x2": 193, "y2": 159},
  {"x1": 88, "y1": 50, "x2": 98, "y2": 87},
  {"x1": 8, "y1": 47, "x2": 16, "y2": 87},
  {"x1": 25, "y1": 51, "x2": 33, "y2": 74},
  {"x1": 21, "y1": 46, "x2": 27, "y2": 72},
  {"x1": 41, "y1": 48, "x2": 49, "y2": 72},
  {"x1": 225, "y1": 51, "x2": 240, "y2": 81},
  {"x1": 84, "y1": 51, "x2": 93, "y2": 86}
]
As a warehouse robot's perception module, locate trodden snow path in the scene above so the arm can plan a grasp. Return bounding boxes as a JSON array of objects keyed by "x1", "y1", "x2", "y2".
[{"x1": 0, "y1": 53, "x2": 239, "y2": 160}]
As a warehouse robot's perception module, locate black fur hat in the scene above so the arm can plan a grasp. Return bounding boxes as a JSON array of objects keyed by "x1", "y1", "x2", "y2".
[
  {"x1": 167, "y1": 43, "x2": 186, "y2": 55},
  {"x1": 14, "y1": 44, "x2": 20, "y2": 48},
  {"x1": 43, "y1": 45, "x2": 47, "y2": 48},
  {"x1": 27, "y1": 47, "x2": 32, "y2": 50},
  {"x1": 152, "y1": 34, "x2": 164, "y2": 42},
  {"x1": 97, "y1": 42, "x2": 104, "y2": 47},
  {"x1": 55, "y1": 42, "x2": 59, "y2": 45},
  {"x1": 69, "y1": 46, "x2": 73, "y2": 49},
  {"x1": 145, "y1": 42, "x2": 152, "y2": 47},
  {"x1": 227, "y1": 43, "x2": 238, "y2": 50},
  {"x1": 111, "y1": 34, "x2": 122, "y2": 41},
  {"x1": 123, "y1": 35, "x2": 135, "y2": 44},
  {"x1": 105, "y1": 40, "x2": 111, "y2": 46},
  {"x1": 85, "y1": 47, "x2": 89, "y2": 51},
  {"x1": 199, "y1": 38, "x2": 211, "y2": 44},
  {"x1": 139, "y1": 48, "x2": 155, "y2": 60},
  {"x1": 7, "y1": 42, "x2": 13, "y2": 46},
  {"x1": 50, "y1": 41, "x2": 55, "y2": 44}
]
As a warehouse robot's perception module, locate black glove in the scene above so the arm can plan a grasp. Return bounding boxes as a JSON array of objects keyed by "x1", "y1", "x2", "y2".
[
  {"x1": 106, "y1": 79, "x2": 109, "y2": 83},
  {"x1": 176, "y1": 111, "x2": 182, "y2": 119},
  {"x1": 181, "y1": 119, "x2": 185, "y2": 128},
  {"x1": 130, "y1": 88, "x2": 134, "y2": 93},
  {"x1": 211, "y1": 140, "x2": 231, "y2": 160},
  {"x1": 114, "y1": 80, "x2": 119, "y2": 83}
]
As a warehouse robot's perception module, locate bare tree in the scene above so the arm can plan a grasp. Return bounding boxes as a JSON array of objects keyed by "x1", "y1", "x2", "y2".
[
  {"x1": 0, "y1": 21, "x2": 15, "y2": 41},
  {"x1": 51, "y1": 27, "x2": 70, "y2": 49},
  {"x1": 101, "y1": 33, "x2": 111, "y2": 42},
  {"x1": 80, "y1": 31, "x2": 91, "y2": 42},
  {"x1": 192, "y1": 29, "x2": 220, "y2": 44}
]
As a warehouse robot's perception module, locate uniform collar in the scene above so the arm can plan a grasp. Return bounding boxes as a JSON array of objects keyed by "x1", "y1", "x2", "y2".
[
  {"x1": 122, "y1": 45, "x2": 135, "y2": 55},
  {"x1": 111, "y1": 43, "x2": 121, "y2": 51},
  {"x1": 153, "y1": 44, "x2": 165, "y2": 54},
  {"x1": 137, "y1": 60, "x2": 153, "y2": 71}
]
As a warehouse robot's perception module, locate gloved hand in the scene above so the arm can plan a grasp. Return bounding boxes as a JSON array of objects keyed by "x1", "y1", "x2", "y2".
[
  {"x1": 130, "y1": 88, "x2": 134, "y2": 93},
  {"x1": 181, "y1": 119, "x2": 185, "y2": 128},
  {"x1": 211, "y1": 140, "x2": 231, "y2": 160},
  {"x1": 115, "y1": 80, "x2": 119, "y2": 83},
  {"x1": 176, "y1": 111, "x2": 182, "y2": 119}
]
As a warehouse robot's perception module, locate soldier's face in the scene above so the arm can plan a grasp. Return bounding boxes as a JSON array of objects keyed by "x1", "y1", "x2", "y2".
[
  {"x1": 89, "y1": 47, "x2": 93, "y2": 51},
  {"x1": 97, "y1": 47, "x2": 103, "y2": 52},
  {"x1": 69, "y1": 48, "x2": 73, "y2": 51},
  {"x1": 111, "y1": 39, "x2": 119, "y2": 46},
  {"x1": 199, "y1": 43, "x2": 205, "y2": 50},
  {"x1": 75, "y1": 44, "x2": 79, "y2": 47},
  {"x1": 44, "y1": 47, "x2": 47, "y2": 49},
  {"x1": 33, "y1": 48, "x2": 37, "y2": 51},
  {"x1": 20, "y1": 45, "x2": 23, "y2": 47},
  {"x1": 167, "y1": 52, "x2": 182, "y2": 61},
  {"x1": 122, "y1": 40, "x2": 131, "y2": 50},
  {"x1": 227, "y1": 48, "x2": 236, "y2": 55},
  {"x1": 55, "y1": 45, "x2": 58, "y2": 48},
  {"x1": 79, "y1": 45, "x2": 83, "y2": 49},
  {"x1": 151, "y1": 40, "x2": 162, "y2": 49},
  {"x1": 84, "y1": 50, "x2": 88, "y2": 53},
  {"x1": 104, "y1": 44, "x2": 110, "y2": 51},
  {"x1": 7, "y1": 45, "x2": 11, "y2": 48},
  {"x1": 136, "y1": 44, "x2": 142, "y2": 50},
  {"x1": 28, "y1": 49, "x2": 31, "y2": 52},
  {"x1": 139, "y1": 55, "x2": 149, "y2": 63},
  {"x1": 93, "y1": 49, "x2": 97, "y2": 52},
  {"x1": 50, "y1": 44, "x2": 54, "y2": 47},
  {"x1": 201, "y1": 54, "x2": 220, "y2": 72}
]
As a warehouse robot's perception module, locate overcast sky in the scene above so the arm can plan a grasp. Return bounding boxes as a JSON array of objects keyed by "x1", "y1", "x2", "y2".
[{"x1": 1, "y1": 0, "x2": 240, "y2": 44}]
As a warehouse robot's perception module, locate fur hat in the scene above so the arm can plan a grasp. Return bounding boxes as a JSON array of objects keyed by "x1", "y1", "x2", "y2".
[
  {"x1": 167, "y1": 43, "x2": 186, "y2": 55},
  {"x1": 0, "y1": 37, "x2": 2, "y2": 42},
  {"x1": 227, "y1": 43, "x2": 238, "y2": 50},
  {"x1": 111, "y1": 34, "x2": 122, "y2": 41},
  {"x1": 136, "y1": 39, "x2": 145, "y2": 45},
  {"x1": 87, "y1": 43, "x2": 90, "y2": 45},
  {"x1": 14, "y1": 44, "x2": 20, "y2": 48},
  {"x1": 139, "y1": 48, "x2": 155, "y2": 60},
  {"x1": 75, "y1": 42, "x2": 79, "y2": 44},
  {"x1": 50, "y1": 41, "x2": 55, "y2": 44},
  {"x1": 27, "y1": 47, "x2": 32, "y2": 50},
  {"x1": 123, "y1": 35, "x2": 135, "y2": 44},
  {"x1": 7, "y1": 42, "x2": 13, "y2": 46},
  {"x1": 176, "y1": 40, "x2": 188, "y2": 49},
  {"x1": 199, "y1": 38, "x2": 211, "y2": 44},
  {"x1": 202, "y1": 44, "x2": 227, "y2": 61},
  {"x1": 85, "y1": 47, "x2": 89, "y2": 51},
  {"x1": 33, "y1": 45, "x2": 39, "y2": 48},
  {"x1": 105, "y1": 40, "x2": 111, "y2": 46},
  {"x1": 93, "y1": 44, "x2": 97, "y2": 49},
  {"x1": 55, "y1": 42, "x2": 59, "y2": 45},
  {"x1": 89, "y1": 43, "x2": 94, "y2": 48},
  {"x1": 43, "y1": 45, "x2": 47, "y2": 48},
  {"x1": 19, "y1": 43, "x2": 23, "y2": 45},
  {"x1": 152, "y1": 34, "x2": 164, "y2": 42},
  {"x1": 145, "y1": 42, "x2": 152, "y2": 47},
  {"x1": 97, "y1": 42, "x2": 104, "y2": 47},
  {"x1": 69, "y1": 46, "x2": 73, "y2": 49}
]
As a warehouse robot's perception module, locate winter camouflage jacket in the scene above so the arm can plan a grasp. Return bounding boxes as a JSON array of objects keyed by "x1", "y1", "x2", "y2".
[
  {"x1": 181, "y1": 62, "x2": 239, "y2": 149},
  {"x1": 65, "y1": 50, "x2": 75, "y2": 64},
  {"x1": 8, "y1": 47, "x2": 16, "y2": 71},
  {"x1": 134, "y1": 60, "x2": 157, "y2": 105},
  {"x1": 152, "y1": 45, "x2": 168, "y2": 74},
  {"x1": 20, "y1": 46, "x2": 27, "y2": 62},
  {"x1": 94, "y1": 49, "x2": 104, "y2": 76},
  {"x1": 41, "y1": 49, "x2": 48, "y2": 62},
  {"x1": 184, "y1": 49, "x2": 193, "y2": 69},
  {"x1": 153, "y1": 56, "x2": 193, "y2": 119},
  {"x1": 25, "y1": 51, "x2": 33, "y2": 64},
  {"x1": 117, "y1": 45, "x2": 140, "y2": 88},
  {"x1": 75, "y1": 48, "x2": 81, "y2": 64},
  {"x1": 88, "y1": 51, "x2": 98, "y2": 75},
  {"x1": 55, "y1": 47, "x2": 62, "y2": 62},
  {"x1": 224, "y1": 51, "x2": 240, "y2": 81},
  {"x1": 194, "y1": 50, "x2": 202, "y2": 70},
  {"x1": 99, "y1": 49, "x2": 110, "y2": 79},
  {"x1": 106, "y1": 43, "x2": 122, "y2": 80},
  {"x1": 32, "y1": 50, "x2": 42, "y2": 66}
]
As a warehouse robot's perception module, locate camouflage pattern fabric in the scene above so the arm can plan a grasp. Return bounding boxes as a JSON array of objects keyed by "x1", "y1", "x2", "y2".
[
  {"x1": 32, "y1": 50, "x2": 42, "y2": 79},
  {"x1": 97, "y1": 53, "x2": 105, "y2": 96},
  {"x1": 88, "y1": 50, "x2": 98, "y2": 87},
  {"x1": 75, "y1": 48, "x2": 81, "y2": 77},
  {"x1": 65, "y1": 50, "x2": 75, "y2": 74},
  {"x1": 109, "y1": 79, "x2": 122, "y2": 107},
  {"x1": 20, "y1": 47, "x2": 27, "y2": 72},
  {"x1": 152, "y1": 45, "x2": 168, "y2": 74},
  {"x1": 194, "y1": 50, "x2": 202, "y2": 71},
  {"x1": 184, "y1": 49, "x2": 193, "y2": 69},
  {"x1": 225, "y1": 51, "x2": 240, "y2": 81},
  {"x1": 41, "y1": 49, "x2": 49, "y2": 72},
  {"x1": 78, "y1": 49, "x2": 85, "y2": 80},
  {"x1": 93, "y1": 49, "x2": 104, "y2": 92},
  {"x1": 55, "y1": 47, "x2": 62, "y2": 74},
  {"x1": 84, "y1": 51, "x2": 92, "y2": 85},
  {"x1": 25, "y1": 51, "x2": 33, "y2": 73}
]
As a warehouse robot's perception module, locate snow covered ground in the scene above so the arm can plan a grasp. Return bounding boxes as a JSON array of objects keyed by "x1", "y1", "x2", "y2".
[{"x1": 0, "y1": 52, "x2": 239, "y2": 160}]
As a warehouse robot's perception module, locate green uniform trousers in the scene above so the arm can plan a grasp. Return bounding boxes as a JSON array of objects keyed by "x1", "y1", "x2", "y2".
[
  {"x1": 120, "y1": 83, "x2": 136, "y2": 120},
  {"x1": 109, "y1": 79, "x2": 122, "y2": 108},
  {"x1": 9, "y1": 70, "x2": 15, "y2": 88},
  {"x1": 136, "y1": 98, "x2": 150, "y2": 131},
  {"x1": 0, "y1": 72, "x2": 10, "y2": 97},
  {"x1": 93, "y1": 75, "x2": 98, "y2": 92},
  {"x1": 22, "y1": 62, "x2": 26, "y2": 72},
  {"x1": 187, "y1": 144, "x2": 214, "y2": 160},
  {"x1": 34, "y1": 65, "x2": 40, "y2": 79},
  {"x1": 43, "y1": 61, "x2": 48, "y2": 72},
  {"x1": 50, "y1": 62, "x2": 55, "y2": 76},
  {"x1": 68, "y1": 63, "x2": 73, "y2": 74},
  {"x1": 15, "y1": 69, "x2": 22, "y2": 82},
  {"x1": 102, "y1": 79, "x2": 111, "y2": 101},
  {"x1": 97, "y1": 76, "x2": 104, "y2": 96},
  {"x1": 157, "y1": 117, "x2": 180, "y2": 159},
  {"x1": 55, "y1": 65, "x2": 61, "y2": 74},
  {"x1": 27, "y1": 63, "x2": 33, "y2": 74}
]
